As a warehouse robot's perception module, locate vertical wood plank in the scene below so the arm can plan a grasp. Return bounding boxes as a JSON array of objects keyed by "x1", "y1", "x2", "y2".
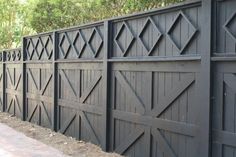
[{"x1": 212, "y1": 70, "x2": 223, "y2": 157}]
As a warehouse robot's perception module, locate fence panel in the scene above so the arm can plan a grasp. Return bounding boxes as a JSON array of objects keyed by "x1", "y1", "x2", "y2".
[
  {"x1": 24, "y1": 33, "x2": 54, "y2": 128},
  {"x1": 212, "y1": 0, "x2": 236, "y2": 156},
  {"x1": 108, "y1": 1, "x2": 209, "y2": 157},
  {"x1": 4, "y1": 49, "x2": 23, "y2": 119},
  {"x1": 56, "y1": 23, "x2": 107, "y2": 148}
]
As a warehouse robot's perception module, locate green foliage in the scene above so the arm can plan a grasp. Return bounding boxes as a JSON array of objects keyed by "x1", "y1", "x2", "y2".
[
  {"x1": 28, "y1": 0, "x2": 82, "y2": 32},
  {"x1": 0, "y1": 0, "x2": 34, "y2": 49},
  {"x1": 0, "y1": 0, "x2": 184, "y2": 49}
]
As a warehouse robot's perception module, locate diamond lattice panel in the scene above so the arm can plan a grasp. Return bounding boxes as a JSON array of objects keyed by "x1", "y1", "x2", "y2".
[{"x1": 26, "y1": 35, "x2": 53, "y2": 61}]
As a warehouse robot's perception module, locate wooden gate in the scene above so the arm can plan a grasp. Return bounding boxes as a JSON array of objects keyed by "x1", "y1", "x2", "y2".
[{"x1": 212, "y1": 0, "x2": 236, "y2": 156}]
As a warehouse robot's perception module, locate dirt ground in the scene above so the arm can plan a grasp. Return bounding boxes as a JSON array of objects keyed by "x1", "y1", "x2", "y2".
[{"x1": 0, "y1": 111, "x2": 121, "y2": 157}]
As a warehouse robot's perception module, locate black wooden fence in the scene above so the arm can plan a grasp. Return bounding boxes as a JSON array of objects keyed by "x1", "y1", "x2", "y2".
[{"x1": 0, "y1": 0, "x2": 236, "y2": 156}]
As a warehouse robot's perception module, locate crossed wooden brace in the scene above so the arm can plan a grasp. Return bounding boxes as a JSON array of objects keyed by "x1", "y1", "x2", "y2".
[
  {"x1": 113, "y1": 71, "x2": 197, "y2": 157},
  {"x1": 26, "y1": 68, "x2": 52, "y2": 126},
  {"x1": 58, "y1": 69, "x2": 102, "y2": 144},
  {"x1": 5, "y1": 68, "x2": 22, "y2": 114}
]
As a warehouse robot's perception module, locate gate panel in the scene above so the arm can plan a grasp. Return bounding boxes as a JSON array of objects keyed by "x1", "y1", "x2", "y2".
[
  {"x1": 212, "y1": 0, "x2": 236, "y2": 156},
  {"x1": 4, "y1": 49, "x2": 23, "y2": 118},
  {"x1": 24, "y1": 33, "x2": 54, "y2": 128},
  {"x1": 109, "y1": 1, "x2": 208, "y2": 157},
  {"x1": 56, "y1": 23, "x2": 105, "y2": 146}
]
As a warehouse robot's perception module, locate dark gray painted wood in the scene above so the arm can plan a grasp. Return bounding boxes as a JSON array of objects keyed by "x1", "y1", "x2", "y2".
[
  {"x1": 212, "y1": 0, "x2": 236, "y2": 157},
  {"x1": 24, "y1": 33, "x2": 54, "y2": 128},
  {"x1": 2, "y1": 0, "x2": 236, "y2": 156},
  {"x1": 3, "y1": 49, "x2": 23, "y2": 119},
  {"x1": 0, "y1": 51, "x2": 4, "y2": 112}
]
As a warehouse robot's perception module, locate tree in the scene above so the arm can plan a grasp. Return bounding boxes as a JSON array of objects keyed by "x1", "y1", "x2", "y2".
[
  {"x1": 26, "y1": 0, "x2": 83, "y2": 32},
  {"x1": 0, "y1": 0, "x2": 34, "y2": 49}
]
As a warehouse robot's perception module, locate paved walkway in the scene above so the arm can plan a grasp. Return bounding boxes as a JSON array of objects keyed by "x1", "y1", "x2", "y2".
[{"x1": 0, "y1": 123, "x2": 67, "y2": 157}]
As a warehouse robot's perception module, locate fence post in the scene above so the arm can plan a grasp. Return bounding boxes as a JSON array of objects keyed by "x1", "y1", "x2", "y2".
[
  {"x1": 197, "y1": 0, "x2": 212, "y2": 156},
  {"x1": 52, "y1": 31, "x2": 58, "y2": 131},
  {"x1": 102, "y1": 20, "x2": 112, "y2": 151},
  {"x1": 22, "y1": 38, "x2": 27, "y2": 121},
  {"x1": 2, "y1": 51, "x2": 5, "y2": 112}
]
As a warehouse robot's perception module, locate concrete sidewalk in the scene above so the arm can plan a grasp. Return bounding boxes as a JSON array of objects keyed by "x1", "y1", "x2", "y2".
[{"x1": 0, "y1": 123, "x2": 67, "y2": 157}]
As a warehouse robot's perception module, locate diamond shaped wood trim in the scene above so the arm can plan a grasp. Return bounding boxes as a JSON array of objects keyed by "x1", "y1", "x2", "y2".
[
  {"x1": 12, "y1": 51, "x2": 16, "y2": 61},
  {"x1": 167, "y1": 11, "x2": 198, "y2": 54},
  {"x1": 114, "y1": 22, "x2": 135, "y2": 57},
  {"x1": 26, "y1": 38, "x2": 39, "y2": 60},
  {"x1": 138, "y1": 17, "x2": 162, "y2": 56},
  {"x1": 40, "y1": 36, "x2": 53, "y2": 60},
  {"x1": 7, "y1": 52, "x2": 11, "y2": 61},
  {"x1": 223, "y1": 11, "x2": 236, "y2": 42},
  {"x1": 34, "y1": 39, "x2": 40, "y2": 59},
  {"x1": 17, "y1": 51, "x2": 21, "y2": 60},
  {"x1": 88, "y1": 27, "x2": 103, "y2": 58},
  {"x1": 59, "y1": 33, "x2": 72, "y2": 59},
  {"x1": 73, "y1": 30, "x2": 86, "y2": 58}
]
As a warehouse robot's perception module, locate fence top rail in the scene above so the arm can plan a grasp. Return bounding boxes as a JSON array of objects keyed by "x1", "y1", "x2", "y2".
[
  {"x1": 22, "y1": 0, "x2": 201, "y2": 39},
  {"x1": 55, "y1": 21, "x2": 104, "y2": 33},
  {"x1": 23, "y1": 32, "x2": 53, "y2": 39}
]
